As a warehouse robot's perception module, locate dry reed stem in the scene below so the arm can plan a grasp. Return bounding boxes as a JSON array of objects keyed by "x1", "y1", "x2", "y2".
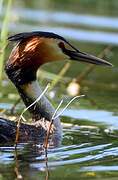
[
  {"x1": 15, "y1": 84, "x2": 50, "y2": 148},
  {"x1": 44, "y1": 95, "x2": 85, "y2": 159},
  {"x1": 14, "y1": 84, "x2": 84, "y2": 162}
]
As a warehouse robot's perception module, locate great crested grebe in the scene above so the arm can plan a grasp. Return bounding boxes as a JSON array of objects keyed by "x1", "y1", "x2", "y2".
[{"x1": 4, "y1": 31, "x2": 112, "y2": 143}]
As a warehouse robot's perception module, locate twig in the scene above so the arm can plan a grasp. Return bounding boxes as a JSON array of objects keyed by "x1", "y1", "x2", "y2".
[
  {"x1": 44, "y1": 95, "x2": 85, "y2": 159},
  {"x1": 44, "y1": 100, "x2": 63, "y2": 158},
  {"x1": 53, "y1": 95, "x2": 85, "y2": 119},
  {"x1": 45, "y1": 160, "x2": 49, "y2": 180},
  {"x1": 15, "y1": 84, "x2": 50, "y2": 148},
  {"x1": 14, "y1": 148, "x2": 23, "y2": 179}
]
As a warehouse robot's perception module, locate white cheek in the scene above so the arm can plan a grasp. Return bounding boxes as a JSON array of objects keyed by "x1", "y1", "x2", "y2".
[{"x1": 47, "y1": 40, "x2": 69, "y2": 60}]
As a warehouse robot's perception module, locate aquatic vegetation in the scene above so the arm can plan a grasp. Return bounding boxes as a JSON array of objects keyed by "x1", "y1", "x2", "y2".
[{"x1": 0, "y1": 0, "x2": 12, "y2": 83}]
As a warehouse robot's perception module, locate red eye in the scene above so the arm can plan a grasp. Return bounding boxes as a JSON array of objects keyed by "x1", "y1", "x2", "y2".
[{"x1": 58, "y1": 42, "x2": 65, "y2": 49}]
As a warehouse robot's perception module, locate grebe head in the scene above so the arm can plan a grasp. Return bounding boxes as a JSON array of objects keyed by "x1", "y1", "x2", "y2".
[{"x1": 5, "y1": 31, "x2": 112, "y2": 145}]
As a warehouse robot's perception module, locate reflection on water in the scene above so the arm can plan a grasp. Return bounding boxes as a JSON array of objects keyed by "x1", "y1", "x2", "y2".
[
  {"x1": 0, "y1": 122, "x2": 118, "y2": 179},
  {"x1": 0, "y1": 103, "x2": 118, "y2": 180},
  {"x1": 1, "y1": 103, "x2": 118, "y2": 128},
  {"x1": 63, "y1": 109, "x2": 118, "y2": 128},
  {"x1": 0, "y1": 106, "x2": 118, "y2": 179}
]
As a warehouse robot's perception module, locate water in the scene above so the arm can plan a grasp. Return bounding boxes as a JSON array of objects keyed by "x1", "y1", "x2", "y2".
[
  {"x1": 0, "y1": 0, "x2": 118, "y2": 179},
  {"x1": 0, "y1": 106, "x2": 118, "y2": 179}
]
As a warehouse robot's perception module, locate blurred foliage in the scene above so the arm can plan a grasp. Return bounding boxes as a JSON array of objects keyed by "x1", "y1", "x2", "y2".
[
  {"x1": 12, "y1": 0, "x2": 118, "y2": 16},
  {"x1": 0, "y1": 0, "x2": 12, "y2": 84}
]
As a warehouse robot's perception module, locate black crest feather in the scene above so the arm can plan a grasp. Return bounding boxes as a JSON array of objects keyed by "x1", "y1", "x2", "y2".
[{"x1": 8, "y1": 31, "x2": 80, "y2": 52}]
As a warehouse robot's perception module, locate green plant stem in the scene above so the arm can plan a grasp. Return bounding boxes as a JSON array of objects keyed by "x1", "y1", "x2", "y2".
[
  {"x1": 0, "y1": 0, "x2": 13, "y2": 83},
  {"x1": 49, "y1": 61, "x2": 71, "y2": 91}
]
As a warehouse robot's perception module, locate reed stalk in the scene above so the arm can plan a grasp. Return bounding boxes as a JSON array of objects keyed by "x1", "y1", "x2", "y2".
[{"x1": 0, "y1": 0, "x2": 12, "y2": 83}]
